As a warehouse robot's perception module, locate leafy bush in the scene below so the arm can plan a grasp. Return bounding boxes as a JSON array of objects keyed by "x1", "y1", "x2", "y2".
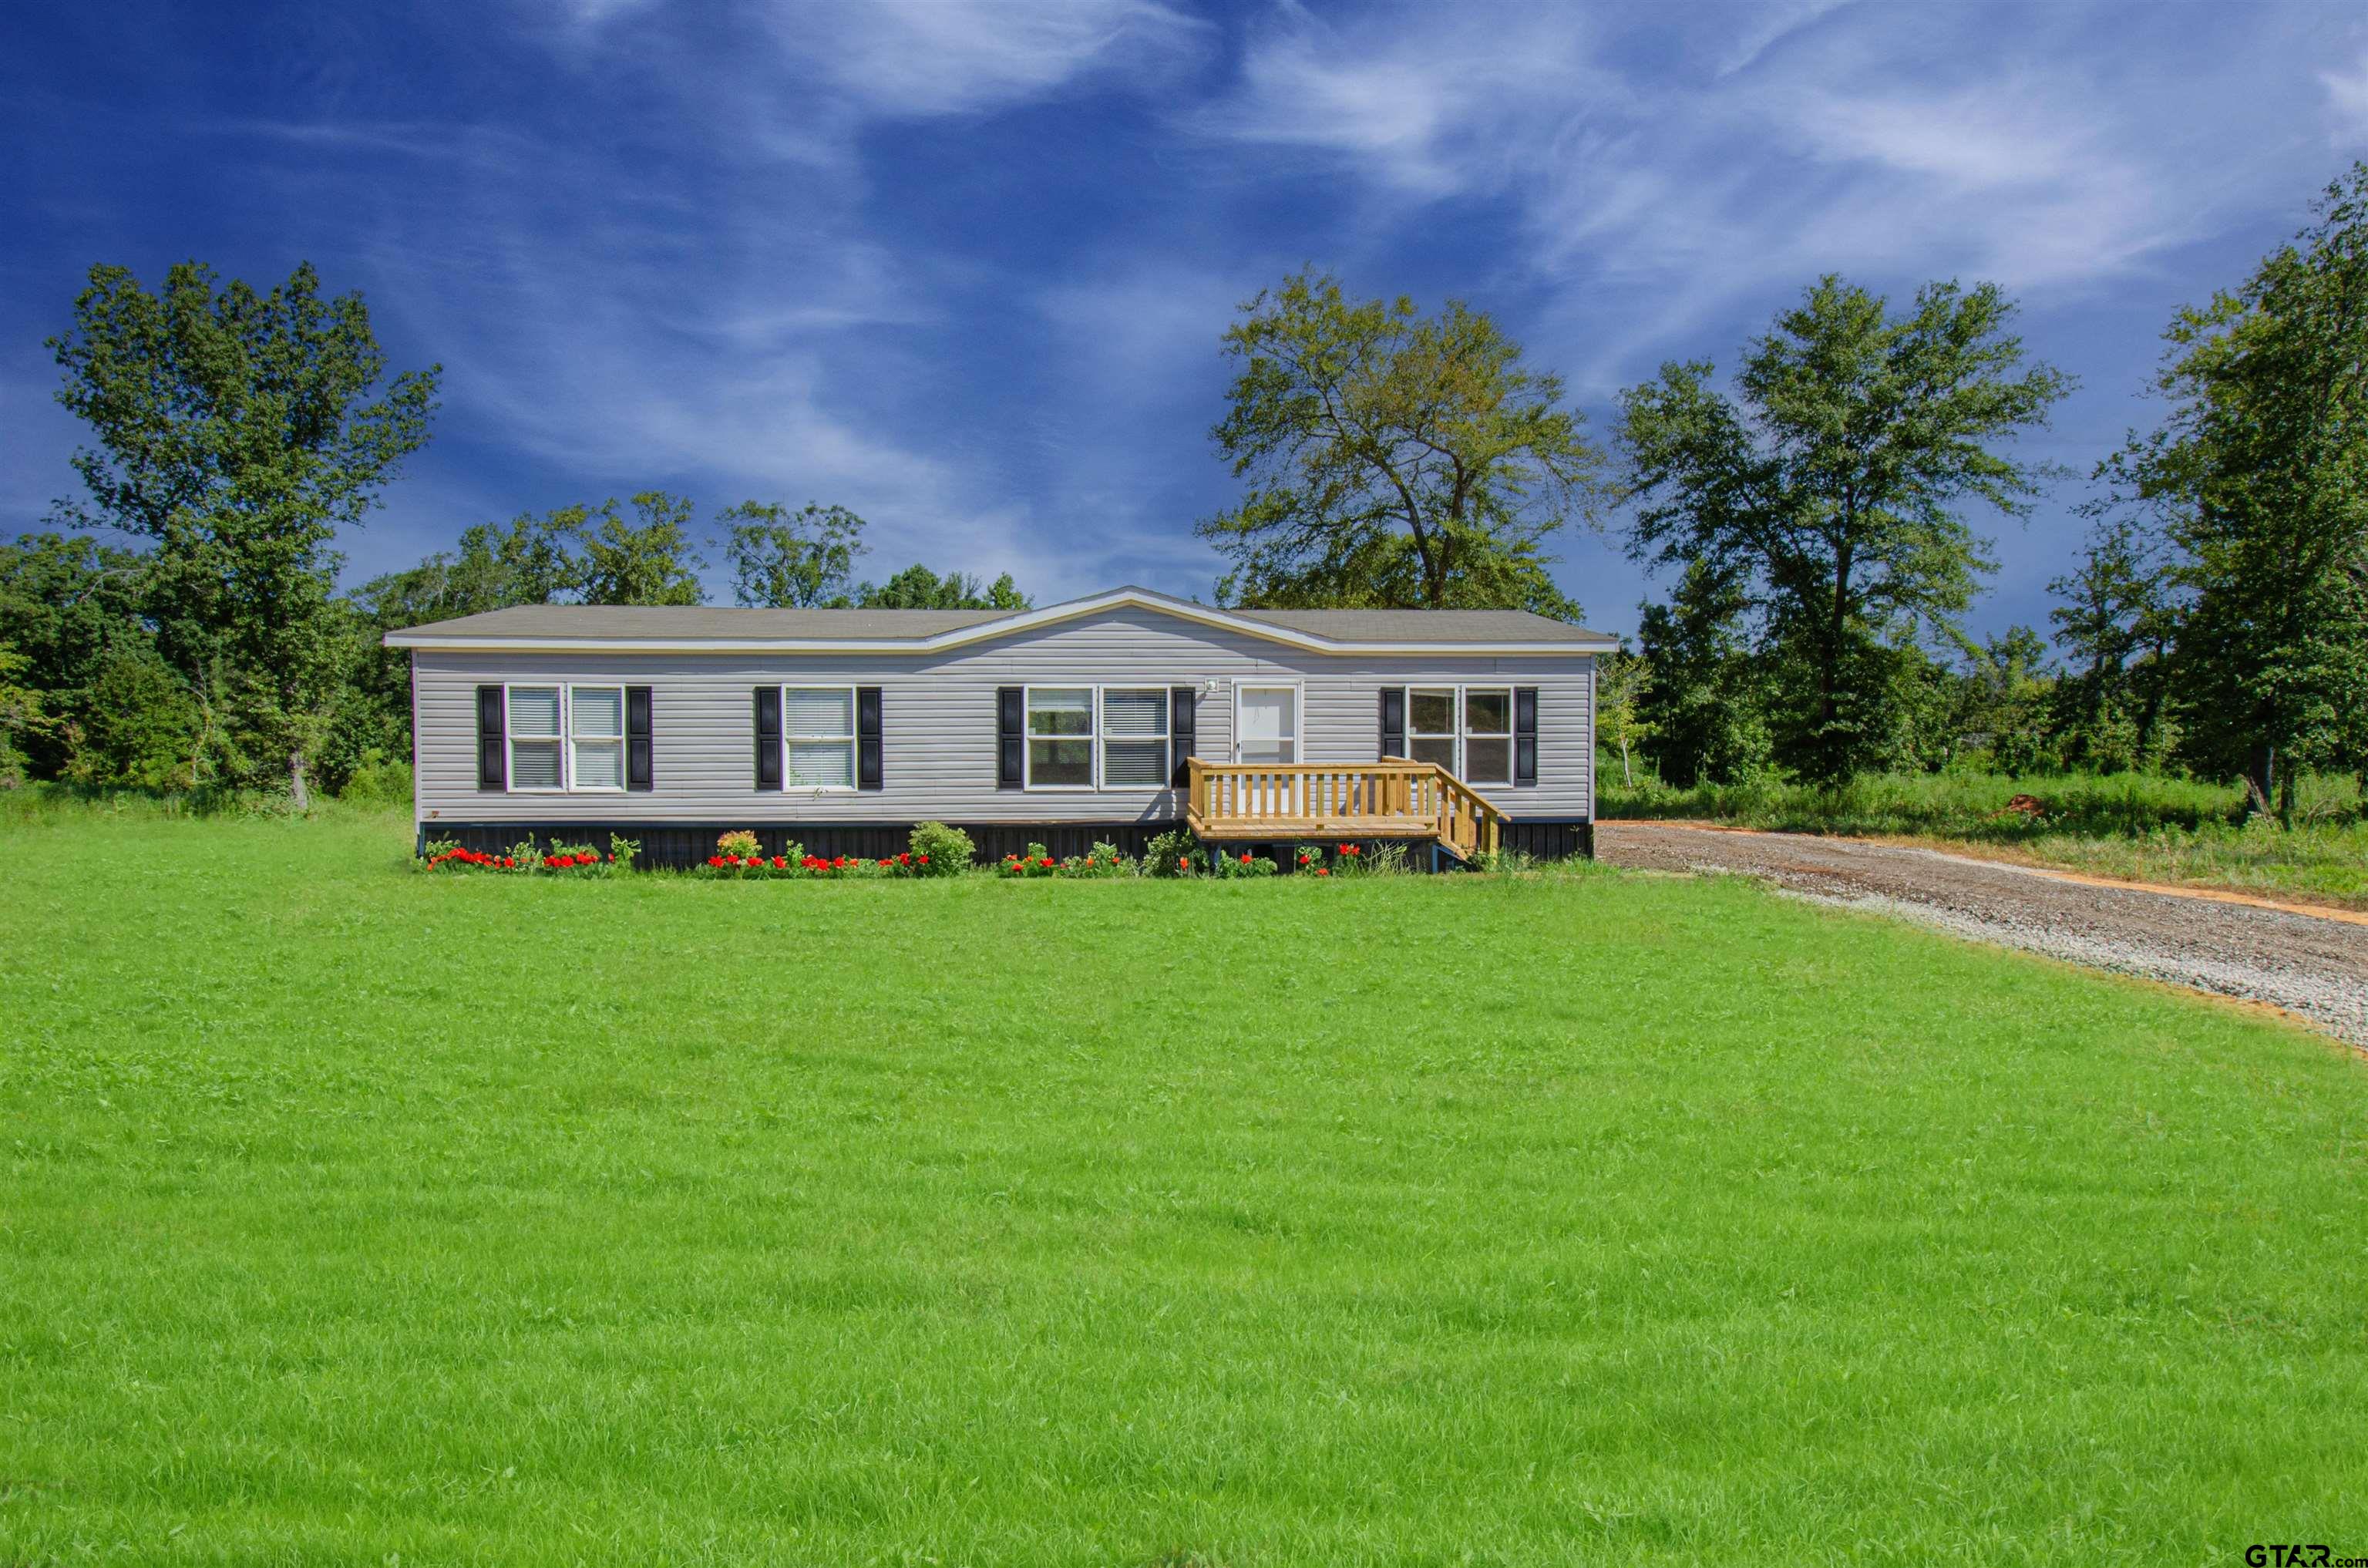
[
  {"x1": 336, "y1": 749, "x2": 412, "y2": 807},
  {"x1": 1145, "y1": 826, "x2": 1200, "y2": 877},
  {"x1": 716, "y1": 829, "x2": 762, "y2": 859},
  {"x1": 1065, "y1": 840, "x2": 1135, "y2": 877},
  {"x1": 908, "y1": 820, "x2": 974, "y2": 876},
  {"x1": 1212, "y1": 850, "x2": 1277, "y2": 878}
]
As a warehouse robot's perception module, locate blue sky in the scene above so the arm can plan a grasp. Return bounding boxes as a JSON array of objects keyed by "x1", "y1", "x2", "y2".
[{"x1": 5, "y1": 1, "x2": 2366, "y2": 638}]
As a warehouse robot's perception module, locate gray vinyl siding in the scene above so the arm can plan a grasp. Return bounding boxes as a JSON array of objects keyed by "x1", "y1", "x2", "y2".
[{"x1": 411, "y1": 605, "x2": 1594, "y2": 826}]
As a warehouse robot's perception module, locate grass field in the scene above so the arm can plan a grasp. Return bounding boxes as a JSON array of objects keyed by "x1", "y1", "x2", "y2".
[
  {"x1": 1601, "y1": 766, "x2": 2368, "y2": 910},
  {"x1": 5, "y1": 809, "x2": 2367, "y2": 1564}
]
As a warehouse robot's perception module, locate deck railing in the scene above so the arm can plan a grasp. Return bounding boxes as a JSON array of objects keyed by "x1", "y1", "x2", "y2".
[{"x1": 1185, "y1": 758, "x2": 1505, "y2": 859}]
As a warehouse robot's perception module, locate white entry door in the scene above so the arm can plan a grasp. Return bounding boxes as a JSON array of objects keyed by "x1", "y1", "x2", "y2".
[
  {"x1": 1234, "y1": 685, "x2": 1297, "y2": 765},
  {"x1": 1233, "y1": 685, "x2": 1297, "y2": 816}
]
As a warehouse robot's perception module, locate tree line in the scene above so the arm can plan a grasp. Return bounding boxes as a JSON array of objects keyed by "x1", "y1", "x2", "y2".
[
  {"x1": 4, "y1": 165, "x2": 2364, "y2": 821},
  {"x1": 0, "y1": 264, "x2": 1024, "y2": 801},
  {"x1": 1192, "y1": 165, "x2": 2368, "y2": 823}
]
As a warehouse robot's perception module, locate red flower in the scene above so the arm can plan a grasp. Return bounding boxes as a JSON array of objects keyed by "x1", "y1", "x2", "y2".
[
  {"x1": 1179, "y1": 857, "x2": 1190, "y2": 869},
  {"x1": 1039, "y1": 856, "x2": 1054, "y2": 867},
  {"x1": 917, "y1": 853, "x2": 929, "y2": 863},
  {"x1": 1315, "y1": 868, "x2": 1330, "y2": 877},
  {"x1": 1240, "y1": 853, "x2": 1252, "y2": 864}
]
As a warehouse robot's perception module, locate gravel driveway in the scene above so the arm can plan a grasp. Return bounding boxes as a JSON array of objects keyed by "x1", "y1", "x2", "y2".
[{"x1": 1597, "y1": 822, "x2": 2368, "y2": 1047}]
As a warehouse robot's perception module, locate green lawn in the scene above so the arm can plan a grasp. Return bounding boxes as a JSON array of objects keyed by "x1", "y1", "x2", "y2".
[{"x1": 5, "y1": 810, "x2": 2366, "y2": 1565}]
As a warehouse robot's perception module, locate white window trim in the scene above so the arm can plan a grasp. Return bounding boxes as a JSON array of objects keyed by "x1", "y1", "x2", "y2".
[
  {"x1": 1398, "y1": 684, "x2": 1518, "y2": 784},
  {"x1": 1462, "y1": 685, "x2": 1515, "y2": 786},
  {"x1": 1404, "y1": 684, "x2": 1457, "y2": 772},
  {"x1": 1231, "y1": 681, "x2": 1302, "y2": 766},
  {"x1": 567, "y1": 683, "x2": 628, "y2": 795},
  {"x1": 503, "y1": 682, "x2": 568, "y2": 795},
  {"x1": 1012, "y1": 685, "x2": 1178, "y2": 792},
  {"x1": 1097, "y1": 686, "x2": 1172, "y2": 792},
  {"x1": 780, "y1": 683, "x2": 859, "y2": 794},
  {"x1": 1021, "y1": 684, "x2": 1102, "y2": 792}
]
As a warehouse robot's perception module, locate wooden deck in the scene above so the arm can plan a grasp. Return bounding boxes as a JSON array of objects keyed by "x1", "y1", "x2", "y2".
[{"x1": 1185, "y1": 758, "x2": 1505, "y2": 860}]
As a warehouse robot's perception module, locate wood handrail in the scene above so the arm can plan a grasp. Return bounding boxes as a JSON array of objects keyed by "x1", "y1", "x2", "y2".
[{"x1": 1185, "y1": 757, "x2": 1504, "y2": 860}]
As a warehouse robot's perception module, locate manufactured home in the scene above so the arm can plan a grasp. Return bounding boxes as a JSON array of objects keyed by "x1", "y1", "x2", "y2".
[{"x1": 385, "y1": 586, "x2": 1610, "y2": 867}]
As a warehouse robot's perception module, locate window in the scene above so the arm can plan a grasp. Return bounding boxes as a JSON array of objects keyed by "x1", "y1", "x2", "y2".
[
  {"x1": 1407, "y1": 687, "x2": 1456, "y2": 771},
  {"x1": 508, "y1": 686, "x2": 563, "y2": 790},
  {"x1": 1235, "y1": 685, "x2": 1297, "y2": 765},
  {"x1": 1463, "y1": 688, "x2": 1512, "y2": 783},
  {"x1": 1101, "y1": 688, "x2": 1169, "y2": 786},
  {"x1": 1027, "y1": 688, "x2": 1094, "y2": 787},
  {"x1": 570, "y1": 685, "x2": 626, "y2": 790},
  {"x1": 783, "y1": 686, "x2": 856, "y2": 789},
  {"x1": 1400, "y1": 685, "x2": 1515, "y2": 781}
]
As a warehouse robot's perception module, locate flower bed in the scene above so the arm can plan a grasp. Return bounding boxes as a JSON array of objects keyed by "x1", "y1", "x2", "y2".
[
  {"x1": 419, "y1": 824, "x2": 1408, "y2": 881},
  {"x1": 420, "y1": 834, "x2": 638, "y2": 876},
  {"x1": 696, "y1": 850, "x2": 926, "y2": 880}
]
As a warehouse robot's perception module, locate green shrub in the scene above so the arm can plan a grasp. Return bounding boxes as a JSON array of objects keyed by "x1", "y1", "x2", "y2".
[
  {"x1": 336, "y1": 749, "x2": 413, "y2": 807},
  {"x1": 1145, "y1": 826, "x2": 1199, "y2": 877},
  {"x1": 1212, "y1": 849, "x2": 1277, "y2": 878},
  {"x1": 908, "y1": 821, "x2": 974, "y2": 876},
  {"x1": 1064, "y1": 840, "x2": 1135, "y2": 877}
]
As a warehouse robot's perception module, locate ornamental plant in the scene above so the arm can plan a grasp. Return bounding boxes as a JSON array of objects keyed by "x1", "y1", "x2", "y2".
[
  {"x1": 698, "y1": 836, "x2": 805, "y2": 878},
  {"x1": 1212, "y1": 850, "x2": 1278, "y2": 879},
  {"x1": 800, "y1": 853, "x2": 898, "y2": 879},
  {"x1": 997, "y1": 842, "x2": 1061, "y2": 879},
  {"x1": 1063, "y1": 840, "x2": 1135, "y2": 878},
  {"x1": 1144, "y1": 826, "x2": 1199, "y2": 877},
  {"x1": 908, "y1": 821, "x2": 973, "y2": 876}
]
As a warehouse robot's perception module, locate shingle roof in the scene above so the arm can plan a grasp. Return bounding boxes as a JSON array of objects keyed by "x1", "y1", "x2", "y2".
[
  {"x1": 386, "y1": 602, "x2": 1012, "y2": 641},
  {"x1": 382, "y1": 586, "x2": 1613, "y2": 651},
  {"x1": 1230, "y1": 607, "x2": 1607, "y2": 642}
]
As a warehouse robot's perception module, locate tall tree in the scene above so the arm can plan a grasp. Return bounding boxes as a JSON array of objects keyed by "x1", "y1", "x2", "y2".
[
  {"x1": 48, "y1": 261, "x2": 439, "y2": 803},
  {"x1": 1593, "y1": 641, "x2": 1653, "y2": 791},
  {"x1": 1946, "y1": 624, "x2": 2057, "y2": 774},
  {"x1": 849, "y1": 564, "x2": 1029, "y2": 611},
  {"x1": 2047, "y1": 518, "x2": 2181, "y2": 770},
  {"x1": 1199, "y1": 269, "x2": 1603, "y2": 617},
  {"x1": 2097, "y1": 163, "x2": 2368, "y2": 819},
  {"x1": 1633, "y1": 559, "x2": 1771, "y2": 788},
  {"x1": 1616, "y1": 275, "x2": 2072, "y2": 786},
  {"x1": 0, "y1": 533, "x2": 155, "y2": 779},
  {"x1": 0, "y1": 643, "x2": 50, "y2": 789},
  {"x1": 718, "y1": 500, "x2": 866, "y2": 607},
  {"x1": 575, "y1": 492, "x2": 705, "y2": 607}
]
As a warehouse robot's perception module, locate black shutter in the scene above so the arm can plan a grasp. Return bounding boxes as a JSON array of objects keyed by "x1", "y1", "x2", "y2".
[
  {"x1": 476, "y1": 685, "x2": 506, "y2": 791},
  {"x1": 1378, "y1": 687, "x2": 1405, "y2": 760},
  {"x1": 753, "y1": 688, "x2": 781, "y2": 789},
  {"x1": 997, "y1": 687, "x2": 1024, "y2": 789},
  {"x1": 626, "y1": 685, "x2": 653, "y2": 792},
  {"x1": 1515, "y1": 686, "x2": 1539, "y2": 786},
  {"x1": 1169, "y1": 687, "x2": 1196, "y2": 788},
  {"x1": 857, "y1": 686, "x2": 883, "y2": 792}
]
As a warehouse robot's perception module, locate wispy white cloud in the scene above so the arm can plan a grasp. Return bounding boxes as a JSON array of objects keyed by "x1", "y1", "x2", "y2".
[
  {"x1": 2323, "y1": 52, "x2": 2368, "y2": 145},
  {"x1": 1196, "y1": 1, "x2": 2332, "y2": 388},
  {"x1": 768, "y1": 0, "x2": 1206, "y2": 119}
]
